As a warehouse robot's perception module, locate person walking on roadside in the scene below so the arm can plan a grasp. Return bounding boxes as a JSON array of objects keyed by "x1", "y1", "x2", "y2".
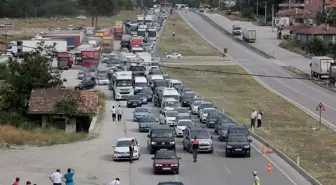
[
  {"x1": 252, "y1": 171, "x2": 260, "y2": 185},
  {"x1": 257, "y1": 111, "x2": 263, "y2": 128},
  {"x1": 109, "y1": 178, "x2": 120, "y2": 185},
  {"x1": 251, "y1": 110, "x2": 257, "y2": 128},
  {"x1": 129, "y1": 139, "x2": 135, "y2": 163},
  {"x1": 117, "y1": 105, "x2": 123, "y2": 121},
  {"x1": 63, "y1": 168, "x2": 75, "y2": 185},
  {"x1": 192, "y1": 136, "x2": 199, "y2": 162},
  {"x1": 49, "y1": 169, "x2": 62, "y2": 185},
  {"x1": 12, "y1": 177, "x2": 20, "y2": 185},
  {"x1": 111, "y1": 106, "x2": 116, "y2": 121}
]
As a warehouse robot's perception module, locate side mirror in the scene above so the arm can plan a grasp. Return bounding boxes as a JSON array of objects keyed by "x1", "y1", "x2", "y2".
[
  {"x1": 186, "y1": 136, "x2": 189, "y2": 139},
  {"x1": 249, "y1": 139, "x2": 252, "y2": 142},
  {"x1": 147, "y1": 134, "x2": 150, "y2": 138},
  {"x1": 112, "y1": 145, "x2": 115, "y2": 147},
  {"x1": 178, "y1": 157, "x2": 181, "y2": 159},
  {"x1": 151, "y1": 157, "x2": 154, "y2": 160},
  {"x1": 211, "y1": 136, "x2": 213, "y2": 139}
]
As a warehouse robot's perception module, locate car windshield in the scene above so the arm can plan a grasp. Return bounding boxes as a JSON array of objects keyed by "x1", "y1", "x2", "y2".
[
  {"x1": 138, "y1": 93, "x2": 147, "y2": 97},
  {"x1": 176, "y1": 108, "x2": 189, "y2": 113},
  {"x1": 150, "y1": 70, "x2": 162, "y2": 75},
  {"x1": 98, "y1": 77, "x2": 108, "y2": 80},
  {"x1": 204, "y1": 109, "x2": 216, "y2": 114},
  {"x1": 201, "y1": 103, "x2": 214, "y2": 109},
  {"x1": 116, "y1": 140, "x2": 131, "y2": 147},
  {"x1": 166, "y1": 111, "x2": 178, "y2": 117},
  {"x1": 135, "y1": 82, "x2": 147, "y2": 87},
  {"x1": 139, "y1": 117, "x2": 155, "y2": 122},
  {"x1": 193, "y1": 101, "x2": 202, "y2": 106},
  {"x1": 116, "y1": 79, "x2": 132, "y2": 86},
  {"x1": 135, "y1": 108, "x2": 149, "y2": 113},
  {"x1": 230, "y1": 127, "x2": 248, "y2": 135},
  {"x1": 130, "y1": 66, "x2": 146, "y2": 71},
  {"x1": 191, "y1": 130, "x2": 210, "y2": 139},
  {"x1": 173, "y1": 83, "x2": 183, "y2": 89},
  {"x1": 177, "y1": 116, "x2": 189, "y2": 120},
  {"x1": 233, "y1": 27, "x2": 241, "y2": 30},
  {"x1": 128, "y1": 95, "x2": 140, "y2": 100},
  {"x1": 210, "y1": 112, "x2": 219, "y2": 118},
  {"x1": 165, "y1": 101, "x2": 180, "y2": 107},
  {"x1": 184, "y1": 92, "x2": 195, "y2": 97},
  {"x1": 151, "y1": 129, "x2": 174, "y2": 137},
  {"x1": 218, "y1": 118, "x2": 233, "y2": 124},
  {"x1": 155, "y1": 151, "x2": 177, "y2": 159},
  {"x1": 228, "y1": 135, "x2": 247, "y2": 142},
  {"x1": 154, "y1": 81, "x2": 167, "y2": 87},
  {"x1": 178, "y1": 121, "x2": 193, "y2": 127}
]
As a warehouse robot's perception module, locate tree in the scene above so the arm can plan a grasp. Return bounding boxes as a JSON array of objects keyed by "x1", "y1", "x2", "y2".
[
  {"x1": 329, "y1": 44, "x2": 336, "y2": 59},
  {"x1": 305, "y1": 38, "x2": 328, "y2": 56},
  {"x1": 78, "y1": 0, "x2": 115, "y2": 27}
]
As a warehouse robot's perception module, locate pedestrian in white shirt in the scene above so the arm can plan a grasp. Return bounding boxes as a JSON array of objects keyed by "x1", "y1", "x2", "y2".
[
  {"x1": 109, "y1": 178, "x2": 120, "y2": 185},
  {"x1": 116, "y1": 105, "x2": 123, "y2": 121},
  {"x1": 49, "y1": 169, "x2": 63, "y2": 185},
  {"x1": 251, "y1": 110, "x2": 257, "y2": 128},
  {"x1": 257, "y1": 110, "x2": 263, "y2": 128},
  {"x1": 111, "y1": 106, "x2": 116, "y2": 121}
]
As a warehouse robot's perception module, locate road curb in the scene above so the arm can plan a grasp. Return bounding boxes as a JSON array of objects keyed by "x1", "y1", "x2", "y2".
[
  {"x1": 284, "y1": 66, "x2": 336, "y2": 94},
  {"x1": 195, "y1": 12, "x2": 276, "y2": 59}
]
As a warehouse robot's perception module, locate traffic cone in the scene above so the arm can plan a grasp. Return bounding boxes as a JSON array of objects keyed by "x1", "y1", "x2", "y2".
[
  {"x1": 267, "y1": 162, "x2": 272, "y2": 173},
  {"x1": 262, "y1": 144, "x2": 266, "y2": 155}
]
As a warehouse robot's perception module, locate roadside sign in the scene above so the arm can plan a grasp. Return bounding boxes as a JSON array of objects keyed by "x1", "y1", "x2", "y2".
[{"x1": 316, "y1": 102, "x2": 325, "y2": 111}]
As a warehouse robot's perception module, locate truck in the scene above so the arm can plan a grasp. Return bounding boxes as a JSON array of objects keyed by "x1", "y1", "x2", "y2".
[
  {"x1": 130, "y1": 37, "x2": 143, "y2": 48},
  {"x1": 232, "y1": 25, "x2": 242, "y2": 36},
  {"x1": 310, "y1": 56, "x2": 334, "y2": 79},
  {"x1": 95, "y1": 29, "x2": 113, "y2": 37},
  {"x1": 145, "y1": 15, "x2": 154, "y2": 23},
  {"x1": 120, "y1": 34, "x2": 132, "y2": 51},
  {"x1": 136, "y1": 52, "x2": 152, "y2": 65},
  {"x1": 81, "y1": 48, "x2": 100, "y2": 68},
  {"x1": 137, "y1": 25, "x2": 147, "y2": 38},
  {"x1": 74, "y1": 44, "x2": 93, "y2": 65},
  {"x1": 102, "y1": 37, "x2": 114, "y2": 53},
  {"x1": 131, "y1": 46, "x2": 144, "y2": 53},
  {"x1": 8, "y1": 40, "x2": 67, "y2": 56},
  {"x1": 242, "y1": 29, "x2": 256, "y2": 43},
  {"x1": 113, "y1": 26, "x2": 123, "y2": 40},
  {"x1": 329, "y1": 63, "x2": 336, "y2": 83},
  {"x1": 57, "y1": 52, "x2": 73, "y2": 70},
  {"x1": 148, "y1": 27, "x2": 157, "y2": 41},
  {"x1": 41, "y1": 30, "x2": 85, "y2": 45},
  {"x1": 86, "y1": 36, "x2": 102, "y2": 47},
  {"x1": 111, "y1": 71, "x2": 134, "y2": 100},
  {"x1": 115, "y1": 21, "x2": 123, "y2": 27}
]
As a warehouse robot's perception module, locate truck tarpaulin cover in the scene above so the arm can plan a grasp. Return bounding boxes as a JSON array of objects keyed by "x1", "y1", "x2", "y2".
[{"x1": 114, "y1": 27, "x2": 122, "y2": 32}]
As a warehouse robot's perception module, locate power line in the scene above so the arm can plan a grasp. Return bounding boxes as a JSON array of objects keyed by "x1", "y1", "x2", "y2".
[{"x1": 160, "y1": 65, "x2": 324, "y2": 82}]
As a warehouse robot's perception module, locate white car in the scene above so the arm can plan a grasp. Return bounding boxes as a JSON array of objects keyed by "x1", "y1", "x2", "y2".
[
  {"x1": 175, "y1": 119, "x2": 194, "y2": 137},
  {"x1": 160, "y1": 110, "x2": 178, "y2": 126},
  {"x1": 191, "y1": 100, "x2": 202, "y2": 115},
  {"x1": 200, "y1": 108, "x2": 217, "y2": 123},
  {"x1": 76, "y1": 15, "x2": 87, "y2": 19},
  {"x1": 112, "y1": 138, "x2": 140, "y2": 161},
  {"x1": 166, "y1": 53, "x2": 182, "y2": 59},
  {"x1": 95, "y1": 77, "x2": 109, "y2": 85}
]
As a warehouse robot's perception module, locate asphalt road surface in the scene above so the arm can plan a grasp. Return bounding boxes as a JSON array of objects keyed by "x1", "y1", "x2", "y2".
[{"x1": 178, "y1": 11, "x2": 336, "y2": 131}]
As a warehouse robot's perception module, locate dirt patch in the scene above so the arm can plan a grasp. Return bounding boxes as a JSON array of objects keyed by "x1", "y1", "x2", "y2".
[
  {"x1": 156, "y1": 12, "x2": 222, "y2": 56},
  {"x1": 162, "y1": 64, "x2": 336, "y2": 185}
]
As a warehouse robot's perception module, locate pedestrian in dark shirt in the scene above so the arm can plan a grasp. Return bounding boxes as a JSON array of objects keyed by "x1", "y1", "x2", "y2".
[
  {"x1": 129, "y1": 139, "x2": 135, "y2": 163},
  {"x1": 192, "y1": 137, "x2": 199, "y2": 162},
  {"x1": 257, "y1": 111, "x2": 263, "y2": 128}
]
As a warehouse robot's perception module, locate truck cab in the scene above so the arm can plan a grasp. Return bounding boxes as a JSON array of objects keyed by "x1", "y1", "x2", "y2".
[
  {"x1": 102, "y1": 37, "x2": 114, "y2": 53},
  {"x1": 112, "y1": 71, "x2": 134, "y2": 100},
  {"x1": 57, "y1": 52, "x2": 73, "y2": 70},
  {"x1": 232, "y1": 25, "x2": 242, "y2": 36},
  {"x1": 137, "y1": 25, "x2": 147, "y2": 38},
  {"x1": 329, "y1": 63, "x2": 336, "y2": 84},
  {"x1": 113, "y1": 26, "x2": 123, "y2": 40}
]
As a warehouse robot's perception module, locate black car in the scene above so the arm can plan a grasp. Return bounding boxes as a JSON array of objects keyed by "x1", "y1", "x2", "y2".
[
  {"x1": 158, "y1": 182, "x2": 184, "y2": 185},
  {"x1": 225, "y1": 134, "x2": 252, "y2": 157},
  {"x1": 151, "y1": 79, "x2": 168, "y2": 92},
  {"x1": 147, "y1": 125, "x2": 175, "y2": 154},
  {"x1": 139, "y1": 116, "x2": 158, "y2": 132},
  {"x1": 129, "y1": 65, "x2": 146, "y2": 76},
  {"x1": 140, "y1": 87, "x2": 153, "y2": 101},
  {"x1": 206, "y1": 111, "x2": 221, "y2": 128},
  {"x1": 127, "y1": 95, "x2": 142, "y2": 108},
  {"x1": 74, "y1": 79, "x2": 96, "y2": 90},
  {"x1": 138, "y1": 92, "x2": 148, "y2": 104},
  {"x1": 180, "y1": 92, "x2": 196, "y2": 107},
  {"x1": 218, "y1": 123, "x2": 236, "y2": 141},
  {"x1": 179, "y1": 87, "x2": 193, "y2": 94},
  {"x1": 215, "y1": 117, "x2": 234, "y2": 134}
]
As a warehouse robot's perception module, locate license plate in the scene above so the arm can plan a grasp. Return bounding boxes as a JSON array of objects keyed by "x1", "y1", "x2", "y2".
[
  {"x1": 133, "y1": 103, "x2": 137, "y2": 105},
  {"x1": 200, "y1": 146, "x2": 207, "y2": 149},
  {"x1": 162, "y1": 167, "x2": 171, "y2": 170},
  {"x1": 235, "y1": 148, "x2": 242, "y2": 151}
]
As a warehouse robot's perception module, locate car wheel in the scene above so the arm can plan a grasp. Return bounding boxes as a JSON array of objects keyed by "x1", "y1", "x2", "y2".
[
  {"x1": 167, "y1": 56, "x2": 171, "y2": 59},
  {"x1": 176, "y1": 170, "x2": 179, "y2": 174},
  {"x1": 177, "y1": 56, "x2": 181, "y2": 59},
  {"x1": 188, "y1": 145, "x2": 192, "y2": 153},
  {"x1": 225, "y1": 152, "x2": 230, "y2": 157},
  {"x1": 209, "y1": 149, "x2": 214, "y2": 154},
  {"x1": 246, "y1": 153, "x2": 251, "y2": 157}
]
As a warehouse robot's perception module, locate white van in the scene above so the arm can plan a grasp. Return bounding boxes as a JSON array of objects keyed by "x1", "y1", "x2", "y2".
[
  {"x1": 161, "y1": 97, "x2": 181, "y2": 111},
  {"x1": 162, "y1": 87, "x2": 180, "y2": 101},
  {"x1": 168, "y1": 79, "x2": 183, "y2": 91},
  {"x1": 134, "y1": 76, "x2": 148, "y2": 93}
]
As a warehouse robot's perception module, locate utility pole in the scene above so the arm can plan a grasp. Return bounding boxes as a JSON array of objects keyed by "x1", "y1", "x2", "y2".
[
  {"x1": 264, "y1": 1, "x2": 267, "y2": 23},
  {"x1": 257, "y1": 0, "x2": 259, "y2": 16},
  {"x1": 272, "y1": 4, "x2": 274, "y2": 32}
]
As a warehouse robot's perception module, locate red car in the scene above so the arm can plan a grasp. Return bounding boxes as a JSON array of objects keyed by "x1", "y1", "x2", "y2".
[{"x1": 152, "y1": 150, "x2": 181, "y2": 174}]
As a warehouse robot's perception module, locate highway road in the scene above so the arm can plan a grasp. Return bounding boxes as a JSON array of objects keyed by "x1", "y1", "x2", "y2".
[{"x1": 178, "y1": 11, "x2": 336, "y2": 131}]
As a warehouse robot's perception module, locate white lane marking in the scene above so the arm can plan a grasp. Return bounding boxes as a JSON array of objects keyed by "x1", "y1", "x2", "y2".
[
  {"x1": 252, "y1": 66, "x2": 336, "y2": 129},
  {"x1": 250, "y1": 143, "x2": 298, "y2": 185},
  {"x1": 224, "y1": 165, "x2": 232, "y2": 175}
]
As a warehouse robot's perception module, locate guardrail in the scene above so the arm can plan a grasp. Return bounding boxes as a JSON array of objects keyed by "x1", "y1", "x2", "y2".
[{"x1": 196, "y1": 12, "x2": 276, "y2": 59}]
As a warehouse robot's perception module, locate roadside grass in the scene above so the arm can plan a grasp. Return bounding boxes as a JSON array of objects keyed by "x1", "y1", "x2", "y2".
[
  {"x1": 279, "y1": 41, "x2": 306, "y2": 56},
  {"x1": 156, "y1": 12, "x2": 222, "y2": 57},
  {"x1": 0, "y1": 125, "x2": 87, "y2": 147},
  {"x1": 97, "y1": 92, "x2": 106, "y2": 122},
  {"x1": 163, "y1": 57, "x2": 230, "y2": 63},
  {"x1": 162, "y1": 65, "x2": 336, "y2": 185},
  {"x1": 212, "y1": 10, "x2": 249, "y2": 21}
]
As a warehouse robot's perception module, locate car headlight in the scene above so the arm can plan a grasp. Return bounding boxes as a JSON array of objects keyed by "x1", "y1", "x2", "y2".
[
  {"x1": 114, "y1": 151, "x2": 122, "y2": 154},
  {"x1": 171, "y1": 164, "x2": 178, "y2": 166},
  {"x1": 155, "y1": 164, "x2": 162, "y2": 166},
  {"x1": 151, "y1": 142, "x2": 156, "y2": 145},
  {"x1": 226, "y1": 145, "x2": 232, "y2": 148},
  {"x1": 244, "y1": 145, "x2": 250, "y2": 148},
  {"x1": 170, "y1": 141, "x2": 175, "y2": 144}
]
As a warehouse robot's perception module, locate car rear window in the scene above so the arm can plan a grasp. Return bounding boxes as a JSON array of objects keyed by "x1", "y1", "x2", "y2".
[
  {"x1": 229, "y1": 127, "x2": 248, "y2": 135},
  {"x1": 129, "y1": 95, "x2": 140, "y2": 100}
]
